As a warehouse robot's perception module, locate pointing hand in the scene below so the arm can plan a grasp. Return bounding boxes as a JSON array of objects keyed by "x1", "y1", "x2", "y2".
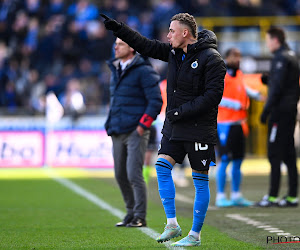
[{"x1": 100, "y1": 14, "x2": 121, "y2": 32}]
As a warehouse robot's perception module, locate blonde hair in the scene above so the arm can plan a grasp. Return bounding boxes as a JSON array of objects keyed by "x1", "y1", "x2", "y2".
[{"x1": 171, "y1": 13, "x2": 198, "y2": 39}]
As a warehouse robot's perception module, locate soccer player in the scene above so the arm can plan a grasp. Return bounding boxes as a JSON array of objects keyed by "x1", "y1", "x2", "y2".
[
  {"x1": 216, "y1": 48, "x2": 262, "y2": 207},
  {"x1": 101, "y1": 13, "x2": 226, "y2": 246}
]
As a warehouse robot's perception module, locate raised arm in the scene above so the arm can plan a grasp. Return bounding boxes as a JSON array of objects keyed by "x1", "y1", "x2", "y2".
[{"x1": 100, "y1": 14, "x2": 170, "y2": 62}]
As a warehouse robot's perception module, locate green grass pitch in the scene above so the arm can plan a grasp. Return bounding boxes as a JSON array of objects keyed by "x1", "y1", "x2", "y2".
[{"x1": 0, "y1": 167, "x2": 299, "y2": 249}]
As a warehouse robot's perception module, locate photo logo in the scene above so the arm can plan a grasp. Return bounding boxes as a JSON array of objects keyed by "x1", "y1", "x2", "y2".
[{"x1": 267, "y1": 236, "x2": 300, "y2": 245}]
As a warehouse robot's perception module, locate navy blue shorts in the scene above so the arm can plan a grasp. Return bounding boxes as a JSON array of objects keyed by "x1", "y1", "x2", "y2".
[
  {"x1": 217, "y1": 124, "x2": 245, "y2": 160},
  {"x1": 158, "y1": 136, "x2": 216, "y2": 171}
]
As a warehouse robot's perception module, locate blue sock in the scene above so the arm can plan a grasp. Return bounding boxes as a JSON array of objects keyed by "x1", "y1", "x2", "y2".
[
  {"x1": 216, "y1": 156, "x2": 230, "y2": 193},
  {"x1": 231, "y1": 159, "x2": 242, "y2": 192},
  {"x1": 191, "y1": 172, "x2": 210, "y2": 233},
  {"x1": 155, "y1": 158, "x2": 175, "y2": 218}
]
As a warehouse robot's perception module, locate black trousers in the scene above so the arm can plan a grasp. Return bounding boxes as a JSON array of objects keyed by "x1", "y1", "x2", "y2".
[{"x1": 267, "y1": 113, "x2": 298, "y2": 197}]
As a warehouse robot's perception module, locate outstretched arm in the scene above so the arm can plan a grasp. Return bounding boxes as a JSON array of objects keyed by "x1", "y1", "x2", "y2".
[{"x1": 100, "y1": 14, "x2": 170, "y2": 62}]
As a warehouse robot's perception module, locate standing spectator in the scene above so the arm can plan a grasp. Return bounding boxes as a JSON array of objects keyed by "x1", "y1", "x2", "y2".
[
  {"x1": 0, "y1": 42, "x2": 8, "y2": 93},
  {"x1": 112, "y1": 0, "x2": 130, "y2": 18},
  {"x1": 67, "y1": 0, "x2": 98, "y2": 33},
  {"x1": 55, "y1": 63, "x2": 77, "y2": 96},
  {"x1": 66, "y1": 0, "x2": 99, "y2": 43},
  {"x1": 3, "y1": 81, "x2": 20, "y2": 110},
  {"x1": 24, "y1": 0, "x2": 42, "y2": 19},
  {"x1": 228, "y1": 0, "x2": 260, "y2": 16},
  {"x1": 256, "y1": 27, "x2": 299, "y2": 207},
  {"x1": 152, "y1": 0, "x2": 182, "y2": 38},
  {"x1": 59, "y1": 78, "x2": 86, "y2": 118},
  {"x1": 22, "y1": 68, "x2": 44, "y2": 111},
  {"x1": 60, "y1": 36, "x2": 81, "y2": 65},
  {"x1": 189, "y1": 0, "x2": 219, "y2": 17},
  {"x1": 32, "y1": 18, "x2": 61, "y2": 74},
  {"x1": 10, "y1": 10, "x2": 29, "y2": 53},
  {"x1": 84, "y1": 21, "x2": 114, "y2": 64},
  {"x1": 0, "y1": 0, "x2": 23, "y2": 44},
  {"x1": 105, "y1": 38, "x2": 162, "y2": 227},
  {"x1": 100, "y1": 0, "x2": 114, "y2": 17},
  {"x1": 22, "y1": 17, "x2": 39, "y2": 56},
  {"x1": 44, "y1": 72, "x2": 58, "y2": 95},
  {"x1": 101, "y1": 12, "x2": 225, "y2": 246},
  {"x1": 215, "y1": 48, "x2": 262, "y2": 207},
  {"x1": 44, "y1": 0, "x2": 66, "y2": 20},
  {"x1": 138, "y1": 11, "x2": 154, "y2": 39}
]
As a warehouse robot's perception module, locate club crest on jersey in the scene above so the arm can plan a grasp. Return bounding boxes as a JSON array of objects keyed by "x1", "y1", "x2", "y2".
[{"x1": 191, "y1": 60, "x2": 198, "y2": 69}]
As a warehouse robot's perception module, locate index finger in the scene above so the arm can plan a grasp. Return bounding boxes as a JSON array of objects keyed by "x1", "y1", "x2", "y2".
[{"x1": 100, "y1": 13, "x2": 109, "y2": 20}]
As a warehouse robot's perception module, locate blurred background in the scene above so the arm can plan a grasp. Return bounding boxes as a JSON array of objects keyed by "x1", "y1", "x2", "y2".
[{"x1": 0, "y1": 0, "x2": 300, "y2": 167}]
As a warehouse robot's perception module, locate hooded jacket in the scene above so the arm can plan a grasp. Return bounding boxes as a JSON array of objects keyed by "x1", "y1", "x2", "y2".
[
  {"x1": 105, "y1": 54, "x2": 162, "y2": 136},
  {"x1": 114, "y1": 24, "x2": 226, "y2": 144}
]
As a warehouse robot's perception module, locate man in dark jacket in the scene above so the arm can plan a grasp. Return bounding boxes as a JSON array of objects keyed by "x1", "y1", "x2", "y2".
[
  {"x1": 101, "y1": 13, "x2": 226, "y2": 246},
  {"x1": 105, "y1": 38, "x2": 162, "y2": 227},
  {"x1": 256, "y1": 27, "x2": 299, "y2": 207}
]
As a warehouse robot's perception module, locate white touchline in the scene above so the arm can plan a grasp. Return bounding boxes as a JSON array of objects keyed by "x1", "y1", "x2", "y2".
[
  {"x1": 45, "y1": 169, "x2": 186, "y2": 250},
  {"x1": 226, "y1": 214, "x2": 291, "y2": 236}
]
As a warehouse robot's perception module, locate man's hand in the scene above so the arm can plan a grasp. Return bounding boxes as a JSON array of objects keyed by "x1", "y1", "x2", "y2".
[
  {"x1": 166, "y1": 108, "x2": 181, "y2": 123},
  {"x1": 261, "y1": 73, "x2": 269, "y2": 85},
  {"x1": 136, "y1": 125, "x2": 144, "y2": 136},
  {"x1": 260, "y1": 110, "x2": 268, "y2": 124},
  {"x1": 100, "y1": 14, "x2": 121, "y2": 32}
]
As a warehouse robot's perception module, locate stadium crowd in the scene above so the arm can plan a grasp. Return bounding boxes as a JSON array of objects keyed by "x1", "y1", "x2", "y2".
[{"x1": 0, "y1": 0, "x2": 299, "y2": 114}]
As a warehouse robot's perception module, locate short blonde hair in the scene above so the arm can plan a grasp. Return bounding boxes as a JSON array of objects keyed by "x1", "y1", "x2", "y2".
[{"x1": 171, "y1": 13, "x2": 198, "y2": 39}]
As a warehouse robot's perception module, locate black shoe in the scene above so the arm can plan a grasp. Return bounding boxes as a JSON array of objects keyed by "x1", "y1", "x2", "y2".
[
  {"x1": 255, "y1": 195, "x2": 278, "y2": 207},
  {"x1": 126, "y1": 217, "x2": 147, "y2": 227},
  {"x1": 278, "y1": 196, "x2": 299, "y2": 207},
  {"x1": 115, "y1": 214, "x2": 134, "y2": 227}
]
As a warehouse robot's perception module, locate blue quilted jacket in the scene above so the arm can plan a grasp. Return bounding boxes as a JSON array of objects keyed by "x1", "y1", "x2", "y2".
[{"x1": 105, "y1": 55, "x2": 162, "y2": 136}]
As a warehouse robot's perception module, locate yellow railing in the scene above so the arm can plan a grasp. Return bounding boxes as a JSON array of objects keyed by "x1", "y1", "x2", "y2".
[{"x1": 196, "y1": 16, "x2": 300, "y2": 40}]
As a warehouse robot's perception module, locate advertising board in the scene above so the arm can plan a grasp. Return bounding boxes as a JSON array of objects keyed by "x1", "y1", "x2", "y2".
[
  {"x1": 46, "y1": 130, "x2": 113, "y2": 168},
  {"x1": 0, "y1": 131, "x2": 44, "y2": 167}
]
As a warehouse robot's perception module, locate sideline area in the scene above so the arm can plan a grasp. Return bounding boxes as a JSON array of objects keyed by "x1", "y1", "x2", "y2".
[{"x1": 1, "y1": 158, "x2": 300, "y2": 179}]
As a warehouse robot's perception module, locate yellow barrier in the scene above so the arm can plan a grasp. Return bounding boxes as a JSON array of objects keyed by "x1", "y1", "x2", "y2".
[
  {"x1": 196, "y1": 16, "x2": 300, "y2": 30},
  {"x1": 195, "y1": 16, "x2": 300, "y2": 42}
]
